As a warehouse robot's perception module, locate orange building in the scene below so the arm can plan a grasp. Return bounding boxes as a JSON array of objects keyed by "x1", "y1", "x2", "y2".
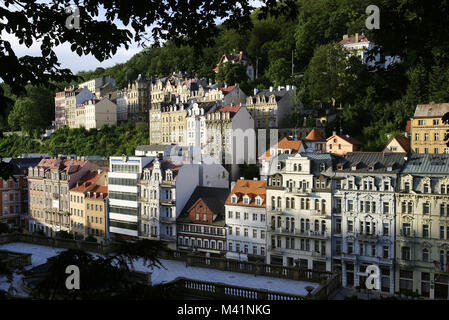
[{"x1": 326, "y1": 134, "x2": 361, "y2": 155}]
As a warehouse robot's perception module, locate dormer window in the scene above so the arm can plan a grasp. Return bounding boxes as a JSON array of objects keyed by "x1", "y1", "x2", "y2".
[
  {"x1": 243, "y1": 195, "x2": 250, "y2": 205},
  {"x1": 368, "y1": 165, "x2": 374, "y2": 171},
  {"x1": 423, "y1": 183, "x2": 429, "y2": 194},
  {"x1": 386, "y1": 165, "x2": 393, "y2": 172},
  {"x1": 351, "y1": 165, "x2": 357, "y2": 171},
  {"x1": 320, "y1": 163, "x2": 326, "y2": 172},
  {"x1": 231, "y1": 195, "x2": 238, "y2": 204},
  {"x1": 337, "y1": 163, "x2": 344, "y2": 170},
  {"x1": 255, "y1": 197, "x2": 262, "y2": 206}
]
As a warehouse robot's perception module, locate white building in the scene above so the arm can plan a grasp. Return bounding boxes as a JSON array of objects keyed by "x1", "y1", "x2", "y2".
[
  {"x1": 84, "y1": 98, "x2": 117, "y2": 129},
  {"x1": 266, "y1": 153, "x2": 333, "y2": 271},
  {"x1": 78, "y1": 76, "x2": 116, "y2": 95},
  {"x1": 225, "y1": 178, "x2": 267, "y2": 262},
  {"x1": 116, "y1": 89, "x2": 128, "y2": 122},
  {"x1": 204, "y1": 104, "x2": 255, "y2": 166},
  {"x1": 108, "y1": 156, "x2": 153, "y2": 238},
  {"x1": 186, "y1": 102, "x2": 219, "y2": 149},
  {"x1": 137, "y1": 158, "x2": 229, "y2": 249},
  {"x1": 332, "y1": 152, "x2": 406, "y2": 293},
  {"x1": 340, "y1": 33, "x2": 400, "y2": 69}
]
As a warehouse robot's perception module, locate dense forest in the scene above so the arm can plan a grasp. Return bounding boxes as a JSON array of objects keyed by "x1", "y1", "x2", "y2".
[
  {"x1": 2, "y1": 0, "x2": 449, "y2": 153},
  {"x1": 0, "y1": 123, "x2": 148, "y2": 158}
]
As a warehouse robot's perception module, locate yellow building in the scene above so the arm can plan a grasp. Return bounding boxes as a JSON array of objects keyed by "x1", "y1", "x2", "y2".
[
  {"x1": 85, "y1": 185, "x2": 108, "y2": 241},
  {"x1": 69, "y1": 170, "x2": 107, "y2": 240},
  {"x1": 160, "y1": 103, "x2": 187, "y2": 145},
  {"x1": 396, "y1": 154, "x2": 449, "y2": 299},
  {"x1": 410, "y1": 103, "x2": 449, "y2": 154}
]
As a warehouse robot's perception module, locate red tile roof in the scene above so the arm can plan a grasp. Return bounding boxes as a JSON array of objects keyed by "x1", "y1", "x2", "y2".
[
  {"x1": 305, "y1": 129, "x2": 326, "y2": 141},
  {"x1": 217, "y1": 104, "x2": 241, "y2": 113},
  {"x1": 36, "y1": 159, "x2": 89, "y2": 173},
  {"x1": 70, "y1": 171, "x2": 104, "y2": 193},
  {"x1": 225, "y1": 179, "x2": 266, "y2": 207},
  {"x1": 340, "y1": 34, "x2": 370, "y2": 45},
  {"x1": 88, "y1": 185, "x2": 108, "y2": 200},
  {"x1": 386, "y1": 136, "x2": 411, "y2": 153},
  {"x1": 259, "y1": 137, "x2": 303, "y2": 160},
  {"x1": 219, "y1": 85, "x2": 237, "y2": 93}
]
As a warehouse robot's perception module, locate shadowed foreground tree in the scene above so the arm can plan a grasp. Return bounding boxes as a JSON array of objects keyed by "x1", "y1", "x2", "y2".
[{"x1": 28, "y1": 239, "x2": 170, "y2": 300}]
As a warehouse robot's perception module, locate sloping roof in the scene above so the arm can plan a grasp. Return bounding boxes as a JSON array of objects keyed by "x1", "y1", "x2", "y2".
[
  {"x1": 135, "y1": 145, "x2": 165, "y2": 152},
  {"x1": 304, "y1": 129, "x2": 326, "y2": 141},
  {"x1": 217, "y1": 104, "x2": 241, "y2": 113},
  {"x1": 414, "y1": 103, "x2": 449, "y2": 118},
  {"x1": 337, "y1": 152, "x2": 407, "y2": 173},
  {"x1": 9, "y1": 157, "x2": 42, "y2": 175},
  {"x1": 177, "y1": 186, "x2": 230, "y2": 226},
  {"x1": 259, "y1": 137, "x2": 304, "y2": 160},
  {"x1": 35, "y1": 159, "x2": 89, "y2": 174},
  {"x1": 385, "y1": 136, "x2": 411, "y2": 153},
  {"x1": 219, "y1": 85, "x2": 236, "y2": 93},
  {"x1": 401, "y1": 154, "x2": 449, "y2": 175},
  {"x1": 88, "y1": 185, "x2": 108, "y2": 200},
  {"x1": 226, "y1": 179, "x2": 266, "y2": 207},
  {"x1": 327, "y1": 134, "x2": 361, "y2": 145},
  {"x1": 70, "y1": 171, "x2": 104, "y2": 193}
]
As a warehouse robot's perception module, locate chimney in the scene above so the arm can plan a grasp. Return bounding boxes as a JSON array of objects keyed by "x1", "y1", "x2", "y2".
[
  {"x1": 355, "y1": 33, "x2": 359, "y2": 42},
  {"x1": 332, "y1": 131, "x2": 337, "y2": 136},
  {"x1": 240, "y1": 177, "x2": 244, "y2": 180},
  {"x1": 343, "y1": 34, "x2": 348, "y2": 40}
]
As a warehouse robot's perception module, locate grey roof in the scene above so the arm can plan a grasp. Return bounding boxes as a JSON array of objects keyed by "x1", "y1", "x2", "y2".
[
  {"x1": 303, "y1": 153, "x2": 334, "y2": 175},
  {"x1": 401, "y1": 154, "x2": 449, "y2": 176},
  {"x1": 337, "y1": 152, "x2": 407, "y2": 173},
  {"x1": 8, "y1": 157, "x2": 43, "y2": 175},
  {"x1": 135, "y1": 145, "x2": 165, "y2": 152},
  {"x1": 255, "y1": 89, "x2": 290, "y2": 101},
  {"x1": 177, "y1": 186, "x2": 230, "y2": 226},
  {"x1": 414, "y1": 103, "x2": 449, "y2": 118}
]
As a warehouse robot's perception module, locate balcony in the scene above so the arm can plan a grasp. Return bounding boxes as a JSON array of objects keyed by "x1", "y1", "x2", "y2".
[
  {"x1": 342, "y1": 252, "x2": 357, "y2": 261},
  {"x1": 270, "y1": 227, "x2": 328, "y2": 239},
  {"x1": 160, "y1": 181, "x2": 175, "y2": 188},
  {"x1": 357, "y1": 233, "x2": 379, "y2": 241},
  {"x1": 160, "y1": 198, "x2": 175, "y2": 206},
  {"x1": 312, "y1": 251, "x2": 327, "y2": 258},
  {"x1": 160, "y1": 216, "x2": 176, "y2": 224}
]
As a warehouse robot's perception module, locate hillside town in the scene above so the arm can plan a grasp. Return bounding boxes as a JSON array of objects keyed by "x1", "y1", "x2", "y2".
[{"x1": 1, "y1": 34, "x2": 449, "y2": 300}]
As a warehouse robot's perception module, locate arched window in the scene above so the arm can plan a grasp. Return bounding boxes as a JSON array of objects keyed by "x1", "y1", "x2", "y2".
[{"x1": 291, "y1": 198, "x2": 295, "y2": 209}]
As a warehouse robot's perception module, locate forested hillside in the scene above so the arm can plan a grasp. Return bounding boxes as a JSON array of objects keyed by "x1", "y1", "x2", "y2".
[{"x1": 2, "y1": 0, "x2": 449, "y2": 152}]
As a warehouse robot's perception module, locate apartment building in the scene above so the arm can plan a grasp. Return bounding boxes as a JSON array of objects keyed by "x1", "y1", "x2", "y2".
[
  {"x1": 333, "y1": 152, "x2": 406, "y2": 294},
  {"x1": 265, "y1": 153, "x2": 334, "y2": 271},
  {"x1": 127, "y1": 74, "x2": 151, "y2": 123},
  {"x1": 69, "y1": 170, "x2": 107, "y2": 240},
  {"x1": 85, "y1": 185, "x2": 108, "y2": 241},
  {"x1": 137, "y1": 158, "x2": 229, "y2": 249},
  {"x1": 203, "y1": 104, "x2": 255, "y2": 166},
  {"x1": 83, "y1": 98, "x2": 117, "y2": 129},
  {"x1": 245, "y1": 86, "x2": 296, "y2": 129},
  {"x1": 395, "y1": 154, "x2": 449, "y2": 299},
  {"x1": 185, "y1": 102, "x2": 218, "y2": 148},
  {"x1": 65, "y1": 86, "x2": 96, "y2": 128},
  {"x1": 116, "y1": 89, "x2": 128, "y2": 122},
  {"x1": 28, "y1": 159, "x2": 96, "y2": 236},
  {"x1": 259, "y1": 137, "x2": 307, "y2": 179},
  {"x1": 108, "y1": 156, "x2": 153, "y2": 239},
  {"x1": 78, "y1": 76, "x2": 116, "y2": 95},
  {"x1": 176, "y1": 186, "x2": 229, "y2": 257},
  {"x1": 54, "y1": 91, "x2": 66, "y2": 128},
  {"x1": 202, "y1": 84, "x2": 247, "y2": 106},
  {"x1": 225, "y1": 179, "x2": 267, "y2": 262},
  {"x1": 0, "y1": 158, "x2": 42, "y2": 229},
  {"x1": 160, "y1": 103, "x2": 189, "y2": 145},
  {"x1": 410, "y1": 103, "x2": 449, "y2": 154}
]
